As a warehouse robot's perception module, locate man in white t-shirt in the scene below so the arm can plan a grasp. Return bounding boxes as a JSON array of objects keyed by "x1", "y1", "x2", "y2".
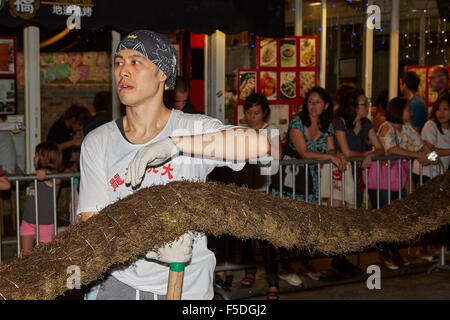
[{"x1": 77, "y1": 30, "x2": 272, "y2": 300}]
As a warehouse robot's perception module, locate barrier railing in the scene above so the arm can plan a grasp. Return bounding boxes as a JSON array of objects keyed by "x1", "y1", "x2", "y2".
[
  {"x1": 0, "y1": 172, "x2": 80, "y2": 263},
  {"x1": 271, "y1": 155, "x2": 444, "y2": 207}
]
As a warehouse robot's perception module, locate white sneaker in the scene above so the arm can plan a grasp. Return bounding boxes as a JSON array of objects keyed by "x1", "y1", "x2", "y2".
[
  {"x1": 384, "y1": 260, "x2": 399, "y2": 270},
  {"x1": 419, "y1": 255, "x2": 434, "y2": 262},
  {"x1": 304, "y1": 271, "x2": 320, "y2": 281},
  {"x1": 279, "y1": 273, "x2": 302, "y2": 286}
]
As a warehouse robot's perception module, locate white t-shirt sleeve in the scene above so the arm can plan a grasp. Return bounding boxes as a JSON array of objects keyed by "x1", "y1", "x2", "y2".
[
  {"x1": 77, "y1": 130, "x2": 110, "y2": 216},
  {"x1": 421, "y1": 120, "x2": 438, "y2": 146}
]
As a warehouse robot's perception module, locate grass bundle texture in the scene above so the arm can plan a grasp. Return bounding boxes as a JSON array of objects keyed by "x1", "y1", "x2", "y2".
[{"x1": 0, "y1": 170, "x2": 449, "y2": 300}]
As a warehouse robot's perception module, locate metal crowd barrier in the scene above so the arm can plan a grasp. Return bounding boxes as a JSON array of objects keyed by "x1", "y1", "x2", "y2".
[
  {"x1": 271, "y1": 155, "x2": 445, "y2": 208},
  {"x1": 0, "y1": 172, "x2": 80, "y2": 263}
]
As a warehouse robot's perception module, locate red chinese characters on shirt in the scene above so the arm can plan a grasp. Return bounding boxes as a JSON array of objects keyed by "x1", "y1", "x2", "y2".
[
  {"x1": 110, "y1": 173, "x2": 125, "y2": 192},
  {"x1": 161, "y1": 164, "x2": 174, "y2": 180},
  {"x1": 110, "y1": 165, "x2": 175, "y2": 192}
]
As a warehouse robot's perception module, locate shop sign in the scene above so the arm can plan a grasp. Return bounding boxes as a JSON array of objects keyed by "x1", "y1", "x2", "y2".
[
  {"x1": 51, "y1": 3, "x2": 92, "y2": 17},
  {"x1": 9, "y1": 0, "x2": 40, "y2": 19}
]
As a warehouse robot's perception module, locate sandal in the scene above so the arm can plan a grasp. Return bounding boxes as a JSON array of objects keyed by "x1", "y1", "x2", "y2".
[
  {"x1": 266, "y1": 287, "x2": 280, "y2": 300},
  {"x1": 240, "y1": 273, "x2": 256, "y2": 288}
]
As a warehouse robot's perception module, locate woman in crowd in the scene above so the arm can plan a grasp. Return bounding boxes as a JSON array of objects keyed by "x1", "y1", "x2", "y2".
[
  {"x1": 372, "y1": 90, "x2": 389, "y2": 133},
  {"x1": 412, "y1": 92, "x2": 450, "y2": 261},
  {"x1": 19, "y1": 142, "x2": 62, "y2": 257},
  {"x1": 237, "y1": 93, "x2": 281, "y2": 300},
  {"x1": 413, "y1": 92, "x2": 450, "y2": 183},
  {"x1": 273, "y1": 87, "x2": 347, "y2": 283},
  {"x1": 329, "y1": 88, "x2": 385, "y2": 275},
  {"x1": 372, "y1": 97, "x2": 437, "y2": 269},
  {"x1": 334, "y1": 88, "x2": 385, "y2": 207}
]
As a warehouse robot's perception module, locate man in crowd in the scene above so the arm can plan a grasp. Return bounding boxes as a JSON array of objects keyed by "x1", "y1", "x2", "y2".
[
  {"x1": 400, "y1": 71, "x2": 428, "y2": 132},
  {"x1": 77, "y1": 30, "x2": 272, "y2": 300},
  {"x1": 166, "y1": 76, "x2": 198, "y2": 114},
  {"x1": 84, "y1": 91, "x2": 113, "y2": 136},
  {"x1": 429, "y1": 65, "x2": 450, "y2": 99},
  {"x1": 47, "y1": 104, "x2": 91, "y2": 170}
]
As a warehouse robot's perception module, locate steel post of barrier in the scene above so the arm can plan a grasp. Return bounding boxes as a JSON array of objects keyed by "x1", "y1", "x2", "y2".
[
  {"x1": 387, "y1": 160, "x2": 391, "y2": 204},
  {"x1": 318, "y1": 163, "x2": 321, "y2": 205},
  {"x1": 53, "y1": 178, "x2": 57, "y2": 236},
  {"x1": 329, "y1": 163, "x2": 333, "y2": 207},
  {"x1": 292, "y1": 164, "x2": 295, "y2": 199},
  {"x1": 409, "y1": 159, "x2": 412, "y2": 194},
  {"x1": 353, "y1": 161, "x2": 357, "y2": 208},
  {"x1": 279, "y1": 165, "x2": 283, "y2": 199},
  {"x1": 364, "y1": 168, "x2": 368, "y2": 209},
  {"x1": 376, "y1": 160, "x2": 380, "y2": 209},
  {"x1": 15, "y1": 180, "x2": 20, "y2": 258},
  {"x1": 305, "y1": 164, "x2": 309, "y2": 203},
  {"x1": 71, "y1": 177, "x2": 75, "y2": 224},
  {"x1": 420, "y1": 165, "x2": 423, "y2": 186},
  {"x1": 34, "y1": 179, "x2": 39, "y2": 245},
  {"x1": 398, "y1": 160, "x2": 401, "y2": 200}
]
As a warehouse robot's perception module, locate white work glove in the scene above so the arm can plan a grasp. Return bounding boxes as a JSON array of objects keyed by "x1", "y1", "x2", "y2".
[
  {"x1": 125, "y1": 137, "x2": 180, "y2": 188},
  {"x1": 145, "y1": 231, "x2": 195, "y2": 264}
]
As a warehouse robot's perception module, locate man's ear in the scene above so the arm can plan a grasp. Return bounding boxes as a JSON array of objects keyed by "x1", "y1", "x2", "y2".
[{"x1": 160, "y1": 71, "x2": 167, "y2": 82}]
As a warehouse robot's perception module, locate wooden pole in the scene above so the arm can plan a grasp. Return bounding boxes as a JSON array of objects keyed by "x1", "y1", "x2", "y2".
[{"x1": 166, "y1": 263, "x2": 185, "y2": 300}]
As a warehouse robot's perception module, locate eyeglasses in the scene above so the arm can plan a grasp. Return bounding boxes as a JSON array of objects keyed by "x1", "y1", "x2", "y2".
[{"x1": 429, "y1": 74, "x2": 444, "y2": 80}]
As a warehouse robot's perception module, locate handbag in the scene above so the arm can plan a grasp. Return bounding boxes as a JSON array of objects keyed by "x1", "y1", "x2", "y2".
[
  {"x1": 362, "y1": 123, "x2": 409, "y2": 191},
  {"x1": 270, "y1": 143, "x2": 314, "y2": 195}
]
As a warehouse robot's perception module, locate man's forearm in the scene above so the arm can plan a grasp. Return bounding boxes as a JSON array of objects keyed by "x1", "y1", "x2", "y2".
[{"x1": 171, "y1": 128, "x2": 271, "y2": 161}]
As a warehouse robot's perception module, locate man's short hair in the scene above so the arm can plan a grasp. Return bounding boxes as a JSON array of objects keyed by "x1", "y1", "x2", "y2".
[
  {"x1": 63, "y1": 105, "x2": 91, "y2": 124},
  {"x1": 93, "y1": 91, "x2": 112, "y2": 113},
  {"x1": 174, "y1": 76, "x2": 189, "y2": 94},
  {"x1": 400, "y1": 71, "x2": 420, "y2": 91}
]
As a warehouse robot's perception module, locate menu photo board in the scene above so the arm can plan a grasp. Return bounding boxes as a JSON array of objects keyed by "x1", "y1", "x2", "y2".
[
  {"x1": 0, "y1": 78, "x2": 17, "y2": 115},
  {"x1": 0, "y1": 37, "x2": 16, "y2": 77},
  {"x1": 256, "y1": 36, "x2": 318, "y2": 105},
  {"x1": 237, "y1": 69, "x2": 257, "y2": 101},
  {"x1": 406, "y1": 65, "x2": 450, "y2": 106}
]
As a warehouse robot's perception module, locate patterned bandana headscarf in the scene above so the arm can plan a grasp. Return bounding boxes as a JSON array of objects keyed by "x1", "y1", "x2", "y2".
[{"x1": 115, "y1": 30, "x2": 177, "y2": 90}]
